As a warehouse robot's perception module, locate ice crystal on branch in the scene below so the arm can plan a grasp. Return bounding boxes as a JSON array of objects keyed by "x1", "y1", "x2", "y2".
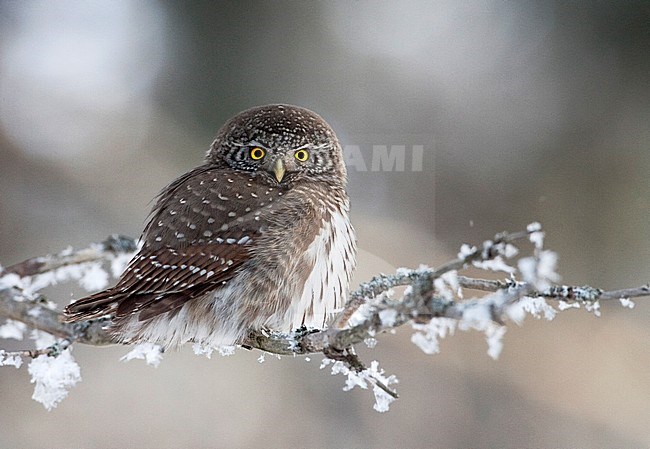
[
  {"x1": 78, "y1": 262, "x2": 109, "y2": 292},
  {"x1": 378, "y1": 309, "x2": 398, "y2": 327},
  {"x1": 527, "y1": 222, "x2": 544, "y2": 248},
  {"x1": 121, "y1": 343, "x2": 164, "y2": 367},
  {"x1": 485, "y1": 325, "x2": 507, "y2": 360},
  {"x1": 109, "y1": 252, "x2": 135, "y2": 278},
  {"x1": 411, "y1": 318, "x2": 457, "y2": 355},
  {"x1": 217, "y1": 345, "x2": 236, "y2": 356},
  {"x1": 28, "y1": 349, "x2": 81, "y2": 410},
  {"x1": 192, "y1": 342, "x2": 215, "y2": 358},
  {"x1": 457, "y1": 243, "x2": 476, "y2": 259},
  {"x1": 585, "y1": 300, "x2": 601, "y2": 317},
  {"x1": 619, "y1": 297, "x2": 635, "y2": 309},
  {"x1": 473, "y1": 256, "x2": 516, "y2": 273},
  {"x1": 31, "y1": 329, "x2": 57, "y2": 349},
  {"x1": 321, "y1": 358, "x2": 398, "y2": 412},
  {"x1": 506, "y1": 296, "x2": 556, "y2": 323},
  {"x1": 27, "y1": 262, "x2": 109, "y2": 296},
  {"x1": 0, "y1": 319, "x2": 27, "y2": 340},
  {"x1": 0, "y1": 350, "x2": 23, "y2": 368}
]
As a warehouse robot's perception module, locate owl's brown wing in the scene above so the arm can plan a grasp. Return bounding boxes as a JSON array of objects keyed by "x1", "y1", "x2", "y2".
[
  {"x1": 63, "y1": 242, "x2": 250, "y2": 322},
  {"x1": 63, "y1": 166, "x2": 277, "y2": 323}
]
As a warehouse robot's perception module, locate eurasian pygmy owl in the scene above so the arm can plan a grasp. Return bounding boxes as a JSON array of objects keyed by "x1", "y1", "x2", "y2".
[{"x1": 63, "y1": 104, "x2": 357, "y2": 348}]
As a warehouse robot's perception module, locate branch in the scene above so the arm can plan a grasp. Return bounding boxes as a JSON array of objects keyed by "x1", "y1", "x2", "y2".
[
  {"x1": 1, "y1": 225, "x2": 648, "y2": 411},
  {"x1": 456, "y1": 276, "x2": 650, "y2": 302},
  {"x1": 2, "y1": 229, "x2": 647, "y2": 356},
  {"x1": 0, "y1": 235, "x2": 136, "y2": 346},
  {"x1": 1, "y1": 339, "x2": 71, "y2": 359},
  {"x1": 0, "y1": 286, "x2": 113, "y2": 345},
  {"x1": 336, "y1": 228, "x2": 531, "y2": 326},
  {"x1": 2, "y1": 235, "x2": 138, "y2": 278}
]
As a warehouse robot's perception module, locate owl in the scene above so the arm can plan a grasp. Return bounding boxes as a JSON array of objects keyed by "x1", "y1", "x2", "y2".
[{"x1": 63, "y1": 104, "x2": 357, "y2": 349}]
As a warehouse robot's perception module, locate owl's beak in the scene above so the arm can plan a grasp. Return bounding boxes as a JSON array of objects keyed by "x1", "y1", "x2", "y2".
[{"x1": 273, "y1": 158, "x2": 286, "y2": 182}]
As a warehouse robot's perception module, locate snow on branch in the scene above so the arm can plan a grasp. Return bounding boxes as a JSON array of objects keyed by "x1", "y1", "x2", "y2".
[{"x1": 1, "y1": 225, "x2": 648, "y2": 411}]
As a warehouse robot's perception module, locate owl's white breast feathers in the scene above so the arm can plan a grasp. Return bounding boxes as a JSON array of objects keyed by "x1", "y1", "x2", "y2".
[{"x1": 280, "y1": 207, "x2": 356, "y2": 331}]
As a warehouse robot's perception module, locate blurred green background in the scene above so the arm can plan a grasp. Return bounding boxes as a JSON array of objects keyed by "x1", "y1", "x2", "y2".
[{"x1": 1, "y1": 1, "x2": 649, "y2": 448}]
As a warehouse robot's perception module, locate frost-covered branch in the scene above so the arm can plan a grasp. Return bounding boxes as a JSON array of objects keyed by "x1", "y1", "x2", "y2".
[
  {"x1": 0, "y1": 338, "x2": 71, "y2": 361},
  {"x1": 4, "y1": 234, "x2": 137, "y2": 278},
  {"x1": 456, "y1": 277, "x2": 650, "y2": 303},
  {"x1": 1, "y1": 224, "x2": 648, "y2": 412},
  {"x1": 0, "y1": 234, "x2": 136, "y2": 346},
  {"x1": 0, "y1": 286, "x2": 112, "y2": 345}
]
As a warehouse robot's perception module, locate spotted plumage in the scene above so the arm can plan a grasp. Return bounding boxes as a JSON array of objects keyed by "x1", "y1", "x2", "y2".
[{"x1": 63, "y1": 104, "x2": 357, "y2": 348}]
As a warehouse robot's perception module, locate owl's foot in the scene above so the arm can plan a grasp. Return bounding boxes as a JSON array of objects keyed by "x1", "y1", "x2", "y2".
[{"x1": 292, "y1": 325, "x2": 320, "y2": 338}]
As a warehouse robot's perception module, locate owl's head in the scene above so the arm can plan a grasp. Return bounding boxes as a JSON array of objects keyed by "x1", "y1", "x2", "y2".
[{"x1": 207, "y1": 104, "x2": 346, "y2": 186}]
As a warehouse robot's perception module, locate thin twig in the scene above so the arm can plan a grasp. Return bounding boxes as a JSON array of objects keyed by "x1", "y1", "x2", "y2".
[
  {"x1": 2, "y1": 235, "x2": 137, "y2": 278},
  {"x1": 336, "y1": 229, "x2": 534, "y2": 327},
  {"x1": 1, "y1": 339, "x2": 72, "y2": 360},
  {"x1": 456, "y1": 276, "x2": 650, "y2": 303}
]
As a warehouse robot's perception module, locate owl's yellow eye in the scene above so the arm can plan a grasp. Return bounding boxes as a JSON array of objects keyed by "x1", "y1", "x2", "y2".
[
  {"x1": 250, "y1": 147, "x2": 265, "y2": 160},
  {"x1": 294, "y1": 149, "x2": 309, "y2": 162}
]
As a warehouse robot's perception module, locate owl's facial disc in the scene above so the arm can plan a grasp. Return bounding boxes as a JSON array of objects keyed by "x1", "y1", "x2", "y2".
[{"x1": 209, "y1": 104, "x2": 345, "y2": 186}]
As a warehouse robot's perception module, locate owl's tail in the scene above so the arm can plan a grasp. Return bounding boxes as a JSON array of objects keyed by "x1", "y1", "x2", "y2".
[{"x1": 62, "y1": 289, "x2": 118, "y2": 323}]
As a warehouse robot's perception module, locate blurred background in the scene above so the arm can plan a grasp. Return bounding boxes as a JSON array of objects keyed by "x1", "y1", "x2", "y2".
[{"x1": 1, "y1": 1, "x2": 649, "y2": 448}]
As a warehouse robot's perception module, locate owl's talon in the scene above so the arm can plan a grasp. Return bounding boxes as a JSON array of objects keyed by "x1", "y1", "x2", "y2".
[{"x1": 292, "y1": 326, "x2": 320, "y2": 338}]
